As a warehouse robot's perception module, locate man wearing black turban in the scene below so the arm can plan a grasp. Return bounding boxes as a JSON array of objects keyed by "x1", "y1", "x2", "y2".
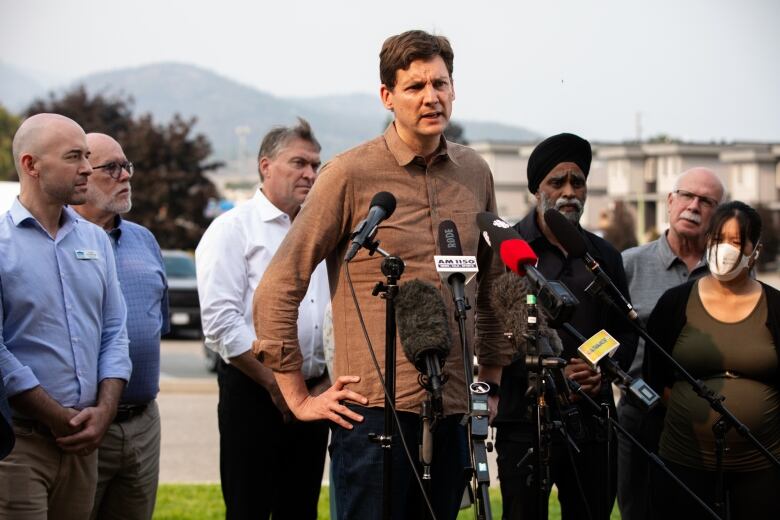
[{"x1": 485, "y1": 133, "x2": 637, "y2": 520}]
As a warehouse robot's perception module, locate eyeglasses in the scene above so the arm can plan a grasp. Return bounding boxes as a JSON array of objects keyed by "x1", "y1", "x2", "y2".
[
  {"x1": 674, "y1": 189, "x2": 718, "y2": 209},
  {"x1": 92, "y1": 161, "x2": 134, "y2": 180}
]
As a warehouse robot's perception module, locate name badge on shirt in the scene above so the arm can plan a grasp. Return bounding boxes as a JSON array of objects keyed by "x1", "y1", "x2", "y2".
[{"x1": 75, "y1": 249, "x2": 100, "y2": 260}]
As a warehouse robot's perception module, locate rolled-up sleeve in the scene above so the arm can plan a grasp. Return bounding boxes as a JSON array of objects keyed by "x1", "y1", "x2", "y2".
[
  {"x1": 253, "y1": 166, "x2": 349, "y2": 372},
  {"x1": 0, "y1": 287, "x2": 40, "y2": 397},
  {"x1": 196, "y1": 218, "x2": 257, "y2": 360}
]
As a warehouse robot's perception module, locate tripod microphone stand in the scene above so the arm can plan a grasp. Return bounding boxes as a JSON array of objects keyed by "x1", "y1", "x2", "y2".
[
  {"x1": 363, "y1": 245, "x2": 405, "y2": 520},
  {"x1": 447, "y1": 284, "x2": 494, "y2": 520}
]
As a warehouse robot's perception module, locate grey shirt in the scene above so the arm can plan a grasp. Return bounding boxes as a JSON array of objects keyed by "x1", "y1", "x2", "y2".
[{"x1": 621, "y1": 231, "x2": 709, "y2": 381}]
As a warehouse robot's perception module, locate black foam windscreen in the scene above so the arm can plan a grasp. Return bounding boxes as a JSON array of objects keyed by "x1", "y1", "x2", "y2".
[
  {"x1": 395, "y1": 279, "x2": 452, "y2": 372},
  {"x1": 370, "y1": 191, "x2": 397, "y2": 219},
  {"x1": 543, "y1": 209, "x2": 587, "y2": 259}
]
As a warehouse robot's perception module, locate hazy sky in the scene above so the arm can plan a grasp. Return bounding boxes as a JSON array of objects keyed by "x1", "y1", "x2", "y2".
[{"x1": 2, "y1": 0, "x2": 778, "y2": 142}]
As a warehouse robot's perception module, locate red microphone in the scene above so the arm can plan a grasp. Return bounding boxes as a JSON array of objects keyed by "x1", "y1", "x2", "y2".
[{"x1": 500, "y1": 240, "x2": 539, "y2": 276}]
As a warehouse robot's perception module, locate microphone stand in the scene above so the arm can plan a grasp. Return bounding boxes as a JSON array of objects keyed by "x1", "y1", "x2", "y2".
[
  {"x1": 559, "y1": 322, "x2": 615, "y2": 520},
  {"x1": 446, "y1": 280, "x2": 493, "y2": 520},
  {"x1": 366, "y1": 243, "x2": 405, "y2": 520},
  {"x1": 522, "y1": 294, "x2": 552, "y2": 520}
]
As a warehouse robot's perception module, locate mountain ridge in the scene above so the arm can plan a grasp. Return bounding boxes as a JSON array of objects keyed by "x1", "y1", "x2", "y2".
[{"x1": 1, "y1": 61, "x2": 540, "y2": 161}]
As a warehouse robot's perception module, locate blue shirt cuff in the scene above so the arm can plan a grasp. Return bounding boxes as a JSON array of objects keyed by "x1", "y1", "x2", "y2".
[{"x1": 3, "y1": 365, "x2": 40, "y2": 397}]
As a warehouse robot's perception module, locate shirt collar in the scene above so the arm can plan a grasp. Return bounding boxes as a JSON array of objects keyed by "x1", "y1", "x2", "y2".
[
  {"x1": 9, "y1": 197, "x2": 78, "y2": 232},
  {"x1": 383, "y1": 123, "x2": 459, "y2": 168},
  {"x1": 108, "y1": 215, "x2": 124, "y2": 242},
  {"x1": 658, "y1": 230, "x2": 707, "y2": 271},
  {"x1": 516, "y1": 209, "x2": 544, "y2": 244},
  {"x1": 253, "y1": 189, "x2": 289, "y2": 223}
]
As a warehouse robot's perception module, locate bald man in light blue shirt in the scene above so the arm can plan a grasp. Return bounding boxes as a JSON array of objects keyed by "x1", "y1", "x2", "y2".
[{"x1": 0, "y1": 114, "x2": 131, "y2": 520}]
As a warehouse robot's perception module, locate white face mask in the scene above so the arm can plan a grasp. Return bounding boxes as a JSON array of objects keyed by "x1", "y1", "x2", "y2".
[{"x1": 706, "y1": 242, "x2": 756, "y2": 281}]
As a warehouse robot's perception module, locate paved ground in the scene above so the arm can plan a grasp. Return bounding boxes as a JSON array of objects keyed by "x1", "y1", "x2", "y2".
[
  {"x1": 158, "y1": 340, "x2": 220, "y2": 483},
  {"x1": 157, "y1": 340, "x2": 502, "y2": 485},
  {"x1": 159, "y1": 271, "x2": 780, "y2": 483}
]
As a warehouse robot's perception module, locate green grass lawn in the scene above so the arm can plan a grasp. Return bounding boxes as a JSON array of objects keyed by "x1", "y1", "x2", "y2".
[{"x1": 153, "y1": 484, "x2": 621, "y2": 519}]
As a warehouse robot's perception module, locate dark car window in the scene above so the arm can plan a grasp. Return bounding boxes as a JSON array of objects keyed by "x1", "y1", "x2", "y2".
[{"x1": 164, "y1": 255, "x2": 196, "y2": 279}]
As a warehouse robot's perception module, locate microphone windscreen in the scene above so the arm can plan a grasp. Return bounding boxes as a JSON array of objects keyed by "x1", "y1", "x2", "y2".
[
  {"x1": 490, "y1": 272, "x2": 563, "y2": 356},
  {"x1": 370, "y1": 191, "x2": 397, "y2": 218},
  {"x1": 543, "y1": 209, "x2": 587, "y2": 259},
  {"x1": 395, "y1": 279, "x2": 452, "y2": 372},
  {"x1": 438, "y1": 220, "x2": 463, "y2": 256},
  {"x1": 499, "y1": 240, "x2": 538, "y2": 276}
]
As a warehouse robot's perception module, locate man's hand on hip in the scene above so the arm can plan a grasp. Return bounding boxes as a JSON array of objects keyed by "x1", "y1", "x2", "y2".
[{"x1": 276, "y1": 372, "x2": 369, "y2": 429}]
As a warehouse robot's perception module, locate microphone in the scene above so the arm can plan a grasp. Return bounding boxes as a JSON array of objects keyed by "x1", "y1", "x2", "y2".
[
  {"x1": 543, "y1": 209, "x2": 638, "y2": 321},
  {"x1": 489, "y1": 272, "x2": 577, "y2": 421},
  {"x1": 489, "y1": 272, "x2": 563, "y2": 359},
  {"x1": 344, "y1": 191, "x2": 397, "y2": 262},
  {"x1": 563, "y1": 323, "x2": 660, "y2": 411},
  {"x1": 435, "y1": 220, "x2": 478, "y2": 319},
  {"x1": 395, "y1": 279, "x2": 452, "y2": 408},
  {"x1": 477, "y1": 212, "x2": 578, "y2": 326}
]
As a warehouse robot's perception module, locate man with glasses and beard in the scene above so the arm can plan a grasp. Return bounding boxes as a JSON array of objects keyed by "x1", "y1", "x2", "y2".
[
  {"x1": 73, "y1": 133, "x2": 169, "y2": 520},
  {"x1": 488, "y1": 133, "x2": 636, "y2": 519}
]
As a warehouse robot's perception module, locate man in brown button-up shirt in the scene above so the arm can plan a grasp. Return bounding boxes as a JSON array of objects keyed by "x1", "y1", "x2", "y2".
[{"x1": 253, "y1": 30, "x2": 512, "y2": 520}]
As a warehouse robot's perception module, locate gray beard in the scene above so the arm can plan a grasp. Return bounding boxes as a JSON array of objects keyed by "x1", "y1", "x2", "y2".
[
  {"x1": 89, "y1": 186, "x2": 132, "y2": 215},
  {"x1": 539, "y1": 192, "x2": 583, "y2": 224}
]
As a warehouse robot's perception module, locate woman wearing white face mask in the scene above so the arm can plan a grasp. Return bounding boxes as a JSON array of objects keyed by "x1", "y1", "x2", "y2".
[{"x1": 642, "y1": 201, "x2": 780, "y2": 520}]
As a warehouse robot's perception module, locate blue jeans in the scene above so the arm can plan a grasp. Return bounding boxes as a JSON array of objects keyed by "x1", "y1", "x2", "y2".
[{"x1": 330, "y1": 405, "x2": 468, "y2": 520}]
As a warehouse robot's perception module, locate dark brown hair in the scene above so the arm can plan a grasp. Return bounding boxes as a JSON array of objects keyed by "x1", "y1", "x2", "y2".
[{"x1": 379, "y1": 30, "x2": 454, "y2": 90}]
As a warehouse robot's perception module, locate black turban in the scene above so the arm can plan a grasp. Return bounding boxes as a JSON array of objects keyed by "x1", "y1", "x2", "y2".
[{"x1": 527, "y1": 133, "x2": 592, "y2": 194}]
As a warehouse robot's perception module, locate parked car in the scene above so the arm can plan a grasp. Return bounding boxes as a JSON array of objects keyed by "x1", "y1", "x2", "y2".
[{"x1": 161, "y1": 250, "x2": 202, "y2": 339}]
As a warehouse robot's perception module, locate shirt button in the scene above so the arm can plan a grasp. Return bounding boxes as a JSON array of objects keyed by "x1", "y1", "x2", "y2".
[{"x1": 310, "y1": 299, "x2": 314, "y2": 303}]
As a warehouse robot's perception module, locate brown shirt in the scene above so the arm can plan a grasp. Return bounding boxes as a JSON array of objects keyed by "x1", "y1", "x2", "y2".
[{"x1": 253, "y1": 124, "x2": 513, "y2": 414}]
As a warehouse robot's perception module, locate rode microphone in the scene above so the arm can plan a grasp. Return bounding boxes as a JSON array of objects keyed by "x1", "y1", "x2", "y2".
[
  {"x1": 395, "y1": 279, "x2": 452, "y2": 410},
  {"x1": 344, "y1": 192, "x2": 397, "y2": 262},
  {"x1": 477, "y1": 212, "x2": 578, "y2": 326},
  {"x1": 543, "y1": 209, "x2": 638, "y2": 321},
  {"x1": 435, "y1": 220, "x2": 478, "y2": 319}
]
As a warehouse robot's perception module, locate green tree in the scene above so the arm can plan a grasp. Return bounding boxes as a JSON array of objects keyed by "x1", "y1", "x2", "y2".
[
  {"x1": 0, "y1": 104, "x2": 21, "y2": 181},
  {"x1": 602, "y1": 201, "x2": 639, "y2": 252},
  {"x1": 24, "y1": 87, "x2": 221, "y2": 249}
]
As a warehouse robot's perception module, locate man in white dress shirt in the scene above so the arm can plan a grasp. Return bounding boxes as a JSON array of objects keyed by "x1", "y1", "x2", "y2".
[{"x1": 196, "y1": 118, "x2": 329, "y2": 520}]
